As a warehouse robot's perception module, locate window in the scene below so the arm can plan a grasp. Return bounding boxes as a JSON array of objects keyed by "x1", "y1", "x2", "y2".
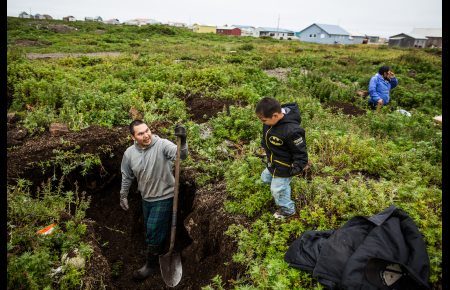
[
  {"x1": 309, "y1": 34, "x2": 312, "y2": 37},
  {"x1": 313, "y1": 34, "x2": 316, "y2": 37}
]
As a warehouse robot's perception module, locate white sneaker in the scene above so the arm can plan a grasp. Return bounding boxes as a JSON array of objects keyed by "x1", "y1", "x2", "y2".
[{"x1": 273, "y1": 210, "x2": 295, "y2": 219}]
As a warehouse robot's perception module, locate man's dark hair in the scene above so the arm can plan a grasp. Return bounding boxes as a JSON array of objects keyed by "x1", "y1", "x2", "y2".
[
  {"x1": 255, "y1": 97, "x2": 282, "y2": 118},
  {"x1": 129, "y1": 119, "x2": 145, "y2": 135},
  {"x1": 379, "y1": 65, "x2": 390, "y2": 75}
]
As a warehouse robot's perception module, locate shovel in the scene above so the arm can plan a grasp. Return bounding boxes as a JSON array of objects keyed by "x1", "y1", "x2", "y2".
[{"x1": 160, "y1": 136, "x2": 182, "y2": 287}]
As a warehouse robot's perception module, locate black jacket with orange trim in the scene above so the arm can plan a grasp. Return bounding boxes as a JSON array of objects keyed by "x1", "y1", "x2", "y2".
[{"x1": 261, "y1": 102, "x2": 308, "y2": 177}]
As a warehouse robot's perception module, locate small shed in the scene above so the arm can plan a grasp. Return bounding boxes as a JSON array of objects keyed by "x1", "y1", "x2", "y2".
[
  {"x1": 388, "y1": 33, "x2": 427, "y2": 48},
  {"x1": 43, "y1": 14, "x2": 53, "y2": 20}
]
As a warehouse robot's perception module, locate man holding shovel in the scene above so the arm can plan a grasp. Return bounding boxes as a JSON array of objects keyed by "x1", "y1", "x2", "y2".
[
  {"x1": 368, "y1": 65, "x2": 398, "y2": 110},
  {"x1": 119, "y1": 120, "x2": 187, "y2": 280}
]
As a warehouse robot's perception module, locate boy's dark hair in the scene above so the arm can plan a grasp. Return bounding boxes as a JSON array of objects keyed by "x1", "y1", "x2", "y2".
[
  {"x1": 129, "y1": 119, "x2": 145, "y2": 135},
  {"x1": 255, "y1": 97, "x2": 282, "y2": 118},
  {"x1": 379, "y1": 65, "x2": 390, "y2": 75}
]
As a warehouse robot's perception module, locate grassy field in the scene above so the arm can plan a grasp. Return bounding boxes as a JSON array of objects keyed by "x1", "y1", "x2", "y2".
[{"x1": 7, "y1": 16, "x2": 442, "y2": 289}]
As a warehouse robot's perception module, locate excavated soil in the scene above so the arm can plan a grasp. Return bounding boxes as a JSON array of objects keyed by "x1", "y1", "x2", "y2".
[
  {"x1": 324, "y1": 101, "x2": 366, "y2": 117},
  {"x1": 182, "y1": 93, "x2": 246, "y2": 123},
  {"x1": 7, "y1": 97, "x2": 250, "y2": 289}
]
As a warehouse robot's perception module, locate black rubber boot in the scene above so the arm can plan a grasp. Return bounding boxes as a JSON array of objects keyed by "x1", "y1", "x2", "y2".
[{"x1": 132, "y1": 244, "x2": 161, "y2": 280}]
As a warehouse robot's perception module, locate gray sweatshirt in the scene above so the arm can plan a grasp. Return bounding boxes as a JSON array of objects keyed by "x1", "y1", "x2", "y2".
[{"x1": 120, "y1": 135, "x2": 188, "y2": 202}]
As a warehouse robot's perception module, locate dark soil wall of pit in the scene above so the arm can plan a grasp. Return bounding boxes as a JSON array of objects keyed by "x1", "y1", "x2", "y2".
[{"x1": 7, "y1": 124, "x2": 250, "y2": 289}]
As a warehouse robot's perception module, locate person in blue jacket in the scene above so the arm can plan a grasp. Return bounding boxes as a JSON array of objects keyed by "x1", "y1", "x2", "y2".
[{"x1": 368, "y1": 65, "x2": 398, "y2": 110}]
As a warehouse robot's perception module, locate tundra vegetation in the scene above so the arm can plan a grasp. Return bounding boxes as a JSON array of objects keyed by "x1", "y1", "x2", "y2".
[{"x1": 7, "y1": 17, "x2": 441, "y2": 289}]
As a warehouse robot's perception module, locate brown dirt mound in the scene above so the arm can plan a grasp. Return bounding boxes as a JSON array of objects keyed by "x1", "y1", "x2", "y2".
[
  {"x1": 183, "y1": 93, "x2": 245, "y2": 123},
  {"x1": 324, "y1": 101, "x2": 366, "y2": 117}
]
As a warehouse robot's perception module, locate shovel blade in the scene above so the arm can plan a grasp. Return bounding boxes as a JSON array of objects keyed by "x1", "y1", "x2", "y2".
[{"x1": 159, "y1": 252, "x2": 182, "y2": 287}]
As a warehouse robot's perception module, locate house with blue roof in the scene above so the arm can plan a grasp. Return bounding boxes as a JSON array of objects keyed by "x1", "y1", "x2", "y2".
[
  {"x1": 255, "y1": 27, "x2": 297, "y2": 40},
  {"x1": 296, "y1": 23, "x2": 352, "y2": 44}
]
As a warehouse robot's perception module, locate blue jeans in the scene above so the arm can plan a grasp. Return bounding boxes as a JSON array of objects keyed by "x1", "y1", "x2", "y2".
[{"x1": 261, "y1": 168, "x2": 295, "y2": 215}]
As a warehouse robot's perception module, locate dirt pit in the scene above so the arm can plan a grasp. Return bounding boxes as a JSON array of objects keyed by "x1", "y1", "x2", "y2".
[
  {"x1": 182, "y1": 93, "x2": 246, "y2": 123},
  {"x1": 324, "y1": 101, "x2": 366, "y2": 117},
  {"x1": 7, "y1": 123, "x2": 249, "y2": 289}
]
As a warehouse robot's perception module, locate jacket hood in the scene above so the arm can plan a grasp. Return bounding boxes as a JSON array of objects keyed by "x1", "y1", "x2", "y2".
[{"x1": 277, "y1": 103, "x2": 301, "y2": 126}]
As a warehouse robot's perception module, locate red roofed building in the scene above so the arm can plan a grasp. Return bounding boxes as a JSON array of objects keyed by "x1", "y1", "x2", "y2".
[{"x1": 216, "y1": 26, "x2": 241, "y2": 36}]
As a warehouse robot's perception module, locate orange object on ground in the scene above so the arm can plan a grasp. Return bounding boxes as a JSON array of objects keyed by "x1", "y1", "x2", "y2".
[{"x1": 36, "y1": 223, "x2": 56, "y2": 235}]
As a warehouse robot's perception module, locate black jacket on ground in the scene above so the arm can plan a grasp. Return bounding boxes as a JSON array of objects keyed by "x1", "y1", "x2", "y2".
[
  {"x1": 261, "y1": 102, "x2": 308, "y2": 177},
  {"x1": 284, "y1": 205, "x2": 430, "y2": 290}
]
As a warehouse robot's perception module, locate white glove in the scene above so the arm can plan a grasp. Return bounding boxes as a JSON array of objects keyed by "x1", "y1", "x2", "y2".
[{"x1": 120, "y1": 197, "x2": 129, "y2": 211}]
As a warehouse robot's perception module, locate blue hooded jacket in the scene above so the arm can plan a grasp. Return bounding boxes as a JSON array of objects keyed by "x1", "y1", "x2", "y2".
[{"x1": 368, "y1": 73, "x2": 398, "y2": 105}]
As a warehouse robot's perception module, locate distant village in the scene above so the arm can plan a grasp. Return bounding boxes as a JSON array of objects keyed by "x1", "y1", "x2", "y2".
[{"x1": 17, "y1": 11, "x2": 442, "y2": 48}]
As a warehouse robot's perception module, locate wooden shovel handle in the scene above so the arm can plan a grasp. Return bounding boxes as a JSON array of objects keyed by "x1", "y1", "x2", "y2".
[{"x1": 168, "y1": 136, "x2": 181, "y2": 253}]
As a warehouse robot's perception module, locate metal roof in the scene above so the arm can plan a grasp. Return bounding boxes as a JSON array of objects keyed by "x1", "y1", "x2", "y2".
[
  {"x1": 389, "y1": 33, "x2": 427, "y2": 40},
  {"x1": 257, "y1": 27, "x2": 294, "y2": 33},
  {"x1": 299, "y1": 23, "x2": 350, "y2": 35},
  {"x1": 410, "y1": 28, "x2": 442, "y2": 38},
  {"x1": 232, "y1": 25, "x2": 255, "y2": 29}
]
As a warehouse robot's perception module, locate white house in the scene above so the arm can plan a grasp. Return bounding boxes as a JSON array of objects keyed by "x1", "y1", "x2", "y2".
[
  {"x1": 34, "y1": 14, "x2": 46, "y2": 20},
  {"x1": 255, "y1": 27, "x2": 296, "y2": 40},
  {"x1": 232, "y1": 25, "x2": 256, "y2": 37},
  {"x1": 63, "y1": 16, "x2": 76, "y2": 22},
  {"x1": 104, "y1": 19, "x2": 120, "y2": 25},
  {"x1": 167, "y1": 21, "x2": 187, "y2": 27},
  {"x1": 124, "y1": 18, "x2": 161, "y2": 26}
]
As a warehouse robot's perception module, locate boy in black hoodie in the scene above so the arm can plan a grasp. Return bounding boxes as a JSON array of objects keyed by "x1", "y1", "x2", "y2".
[{"x1": 255, "y1": 97, "x2": 309, "y2": 219}]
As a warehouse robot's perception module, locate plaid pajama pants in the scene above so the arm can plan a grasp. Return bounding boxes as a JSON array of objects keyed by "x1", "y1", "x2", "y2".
[{"x1": 142, "y1": 198, "x2": 173, "y2": 246}]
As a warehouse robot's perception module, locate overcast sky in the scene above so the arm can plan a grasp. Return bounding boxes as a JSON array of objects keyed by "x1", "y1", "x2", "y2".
[{"x1": 7, "y1": 0, "x2": 442, "y2": 38}]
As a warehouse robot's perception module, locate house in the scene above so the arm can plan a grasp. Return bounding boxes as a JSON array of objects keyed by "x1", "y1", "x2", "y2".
[
  {"x1": 232, "y1": 25, "x2": 256, "y2": 37},
  {"x1": 255, "y1": 27, "x2": 296, "y2": 40},
  {"x1": 63, "y1": 16, "x2": 76, "y2": 22},
  {"x1": 84, "y1": 17, "x2": 94, "y2": 21},
  {"x1": 192, "y1": 24, "x2": 216, "y2": 33},
  {"x1": 167, "y1": 21, "x2": 187, "y2": 27},
  {"x1": 216, "y1": 26, "x2": 241, "y2": 36},
  {"x1": 348, "y1": 31, "x2": 368, "y2": 44},
  {"x1": 124, "y1": 18, "x2": 160, "y2": 26},
  {"x1": 94, "y1": 16, "x2": 103, "y2": 22},
  {"x1": 104, "y1": 18, "x2": 120, "y2": 25},
  {"x1": 388, "y1": 33, "x2": 427, "y2": 48},
  {"x1": 43, "y1": 14, "x2": 53, "y2": 20},
  {"x1": 348, "y1": 30, "x2": 380, "y2": 44},
  {"x1": 34, "y1": 14, "x2": 46, "y2": 20},
  {"x1": 19, "y1": 12, "x2": 32, "y2": 19},
  {"x1": 297, "y1": 23, "x2": 352, "y2": 44},
  {"x1": 410, "y1": 28, "x2": 442, "y2": 48}
]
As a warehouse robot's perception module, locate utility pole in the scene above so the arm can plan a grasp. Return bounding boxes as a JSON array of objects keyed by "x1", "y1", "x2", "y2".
[{"x1": 277, "y1": 13, "x2": 280, "y2": 31}]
